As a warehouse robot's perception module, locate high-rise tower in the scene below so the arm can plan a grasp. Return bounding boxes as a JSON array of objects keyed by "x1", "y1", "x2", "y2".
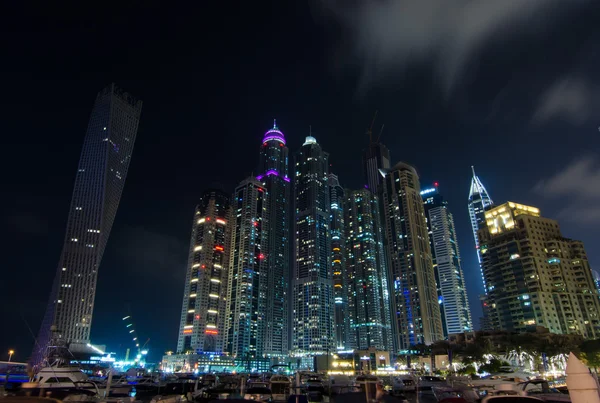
[
  {"x1": 177, "y1": 190, "x2": 230, "y2": 354},
  {"x1": 468, "y1": 166, "x2": 493, "y2": 290},
  {"x1": 256, "y1": 121, "x2": 290, "y2": 358},
  {"x1": 226, "y1": 178, "x2": 268, "y2": 359},
  {"x1": 293, "y1": 135, "x2": 334, "y2": 365},
  {"x1": 329, "y1": 174, "x2": 347, "y2": 350},
  {"x1": 363, "y1": 143, "x2": 391, "y2": 195},
  {"x1": 422, "y1": 186, "x2": 472, "y2": 337},
  {"x1": 479, "y1": 202, "x2": 600, "y2": 338},
  {"x1": 381, "y1": 162, "x2": 444, "y2": 350},
  {"x1": 344, "y1": 189, "x2": 393, "y2": 351},
  {"x1": 35, "y1": 84, "x2": 142, "y2": 364}
]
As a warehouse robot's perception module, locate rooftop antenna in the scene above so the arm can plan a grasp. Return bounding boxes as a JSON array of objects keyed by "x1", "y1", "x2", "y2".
[
  {"x1": 376, "y1": 124, "x2": 385, "y2": 143},
  {"x1": 273, "y1": 118, "x2": 277, "y2": 129},
  {"x1": 367, "y1": 110, "x2": 378, "y2": 143},
  {"x1": 309, "y1": 125, "x2": 312, "y2": 136},
  {"x1": 471, "y1": 165, "x2": 476, "y2": 177}
]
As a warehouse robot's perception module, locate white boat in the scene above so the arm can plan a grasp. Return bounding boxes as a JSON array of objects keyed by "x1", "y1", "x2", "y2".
[
  {"x1": 269, "y1": 374, "x2": 291, "y2": 401},
  {"x1": 417, "y1": 375, "x2": 447, "y2": 392},
  {"x1": 393, "y1": 375, "x2": 416, "y2": 393},
  {"x1": 21, "y1": 365, "x2": 95, "y2": 390}
]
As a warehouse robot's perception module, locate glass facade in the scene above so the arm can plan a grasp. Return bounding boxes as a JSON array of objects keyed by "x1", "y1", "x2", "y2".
[
  {"x1": 344, "y1": 189, "x2": 393, "y2": 351},
  {"x1": 329, "y1": 174, "x2": 347, "y2": 350},
  {"x1": 422, "y1": 187, "x2": 472, "y2": 337},
  {"x1": 34, "y1": 84, "x2": 142, "y2": 365},
  {"x1": 381, "y1": 162, "x2": 443, "y2": 351},
  {"x1": 226, "y1": 177, "x2": 269, "y2": 359},
  {"x1": 226, "y1": 178, "x2": 269, "y2": 359},
  {"x1": 256, "y1": 122, "x2": 290, "y2": 358},
  {"x1": 292, "y1": 136, "x2": 334, "y2": 361},
  {"x1": 467, "y1": 166, "x2": 494, "y2": 290}
]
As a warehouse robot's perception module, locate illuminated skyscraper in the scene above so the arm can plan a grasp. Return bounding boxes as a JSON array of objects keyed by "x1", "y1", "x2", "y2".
[
  {"x1": 422, "y1": 186, "x2": 472, "y2": 336},
  {"x1": 256, "y1": 121, "x2": 290, "y2": 358},
  {"x1": 467, "y1": 166, "x2": 493, "y2": 290},
  {"x1": 381, "y1": 162, "x2": 443, "y2": 350},
  {"x1": 293, "y1": 135, "x2": 334, "y2": 365},
  {"x1": 329, "y1": 174, "x2": 347, "y2": 350},
  {"x1": 177, "y1": 190, "x2": 230, "y2": 354},
  {"x1": 344, "y1": 189, "x2": 393, "y2": 351},
  {"x1": 35, "y1": 84, "x2": 141, "y2": 364},
  {"x1": 226, "y1": 178, "x2": 268, "y2": 359},
  {"x1": 480, "y1": 202, "x2": 600, "y2": 338}
]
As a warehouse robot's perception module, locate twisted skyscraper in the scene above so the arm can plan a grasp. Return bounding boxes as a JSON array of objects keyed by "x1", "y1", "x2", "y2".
[{"x1": 35, "y1": 84, "x2": 142, "y2": 364}]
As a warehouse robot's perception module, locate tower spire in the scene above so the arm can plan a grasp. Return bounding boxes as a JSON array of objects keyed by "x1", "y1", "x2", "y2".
[
  {"x1": 471, "y1": 165, "x2": 476, "y2": 178},
  {"x1": 273, "y1": 118, "x2": 277, "y2": 129}
]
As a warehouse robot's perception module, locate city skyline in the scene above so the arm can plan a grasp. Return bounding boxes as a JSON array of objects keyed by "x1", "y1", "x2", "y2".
[{"x1": 4, "y1": 1, "x2": 600, "y2": 363}]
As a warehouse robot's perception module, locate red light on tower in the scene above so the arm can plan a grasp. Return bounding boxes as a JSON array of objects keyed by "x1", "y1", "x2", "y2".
[
  {"x1": 258, "y1": 253, "x2": 265, "y2": 260},
  {"x1": 434, "y1": 182, "x2": 439, "y2": 187}
]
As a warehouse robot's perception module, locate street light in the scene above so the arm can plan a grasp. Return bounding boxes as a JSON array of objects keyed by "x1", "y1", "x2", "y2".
[{"x1": 8, "y1": 350, "x2": 14, "y2": 362}]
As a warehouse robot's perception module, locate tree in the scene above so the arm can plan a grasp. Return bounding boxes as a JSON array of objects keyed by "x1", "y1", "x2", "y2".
[
  {"x1": 580, "y1": 339, "x2": 600, "y2": 372},
  {"x1": 479, "y1": 358, "x2": 510, "y2": 374}
]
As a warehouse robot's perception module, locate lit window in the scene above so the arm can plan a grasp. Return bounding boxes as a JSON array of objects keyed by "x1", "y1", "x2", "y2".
[{"x1": 194, "y1": 245, "x2": 202, "y2": 251}]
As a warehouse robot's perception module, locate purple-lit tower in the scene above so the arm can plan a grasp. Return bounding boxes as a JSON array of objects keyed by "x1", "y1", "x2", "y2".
[{"x1": 256, "y1": 121, "x2": 290, "y2": 358}]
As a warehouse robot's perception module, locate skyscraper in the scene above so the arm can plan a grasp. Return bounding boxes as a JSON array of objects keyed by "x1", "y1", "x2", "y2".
[
  {"x1": 256, "y1": 121, "x2": 290, "y2": 358},
  {"x1": 381, "y1": 162, "x2": 444, "y2": 350},
  {"x1": 293, "y1": 135, "x2": 334, "y2": 365},
  {"x1": 35, "y1": 84, "x2": 142, "y2": 364},
  {"x1": 344, "y1": 189, "x2": 393, "y2": 351},
  {"x1": 422, "y1": 186, "x2": 472, "y2": 336},
  {"x1": 329, "y1": 174, "x2": 347, "y2": 350},
  {"x1": 177, "y1": 190, "x2": 230, "y2": 354},
  {"x1": 363, "y1": 142, "x2": 391, "y2": 195},
  {"x1": 479, "y1": 202, "x2": 600, "y2": 338},
  {"x1": 226, "y1": 178, "x2": 268, "y2": 359},
  {"x1": 467, "y1": 166, "x2": 493, "y2": 290}
]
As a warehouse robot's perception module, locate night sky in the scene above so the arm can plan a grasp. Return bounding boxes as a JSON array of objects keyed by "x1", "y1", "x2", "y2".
[{"x1": 2, "y1": 1, "x2": 600, "y2": 363}]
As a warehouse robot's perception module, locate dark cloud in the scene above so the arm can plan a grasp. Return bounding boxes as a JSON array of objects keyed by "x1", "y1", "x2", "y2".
[
  {"x1": 316, "y1": 0, "x2": 590, "y2": 94},
  {"x1": 533, "y1": 77, "x2": 600, "y2": 124},
  {"x1": 534, "y1": 156, "x2": 600, "y2": 224}
]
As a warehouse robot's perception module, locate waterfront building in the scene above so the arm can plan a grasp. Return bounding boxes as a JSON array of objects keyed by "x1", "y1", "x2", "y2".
[
  {"x1": 421, "y1": 186, "x2": 472, "y2": 336},
  {"x1": 34, "y1": 84, "x2": 142, "y2": 364},
  {"x1": 479, "y1": 202, "x2": 600, "y2": 338},
  {"x1": 329, "y1": 174, "x2": 348, "y2": 350},
  {"x1": 226, "y1": 178, "x2": 269, "y2": 359},
  {"x1": 292, "y1": 135, "x2": 334, "y2": 366},
  {"x1": 176, "y1": 190, "x2": 230, "y2": 354},
  {"x1": 256, "y1": 121, "x2": 290, "y2": 358},
  {"x1": 381, "y1": 162, "x2": 444, "y2": 350},
  {"x1": 467, "y1": 166, "x2": 494, "y2": 290},
  {"x1": 344, "y1": 189, "x2": 393, "y2": 351}
]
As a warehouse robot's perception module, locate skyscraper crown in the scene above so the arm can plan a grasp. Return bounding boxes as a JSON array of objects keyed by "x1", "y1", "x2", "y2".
[{"x1": 263, "y1": 119, "x2": 286, "y2": 144}]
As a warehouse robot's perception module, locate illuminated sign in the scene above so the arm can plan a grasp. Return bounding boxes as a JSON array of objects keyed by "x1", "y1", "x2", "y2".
[{"x1": 420, "y1": 188, "x2": 436, "y2": 196}]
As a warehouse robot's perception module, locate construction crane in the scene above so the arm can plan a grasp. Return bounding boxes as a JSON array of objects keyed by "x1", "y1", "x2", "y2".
[
  {"x1": 366, "y1": 111, "x2": 385, "y2": 143},
  {"x1": 367, "y1": 110, "x2": 378, "y2": 143}
]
